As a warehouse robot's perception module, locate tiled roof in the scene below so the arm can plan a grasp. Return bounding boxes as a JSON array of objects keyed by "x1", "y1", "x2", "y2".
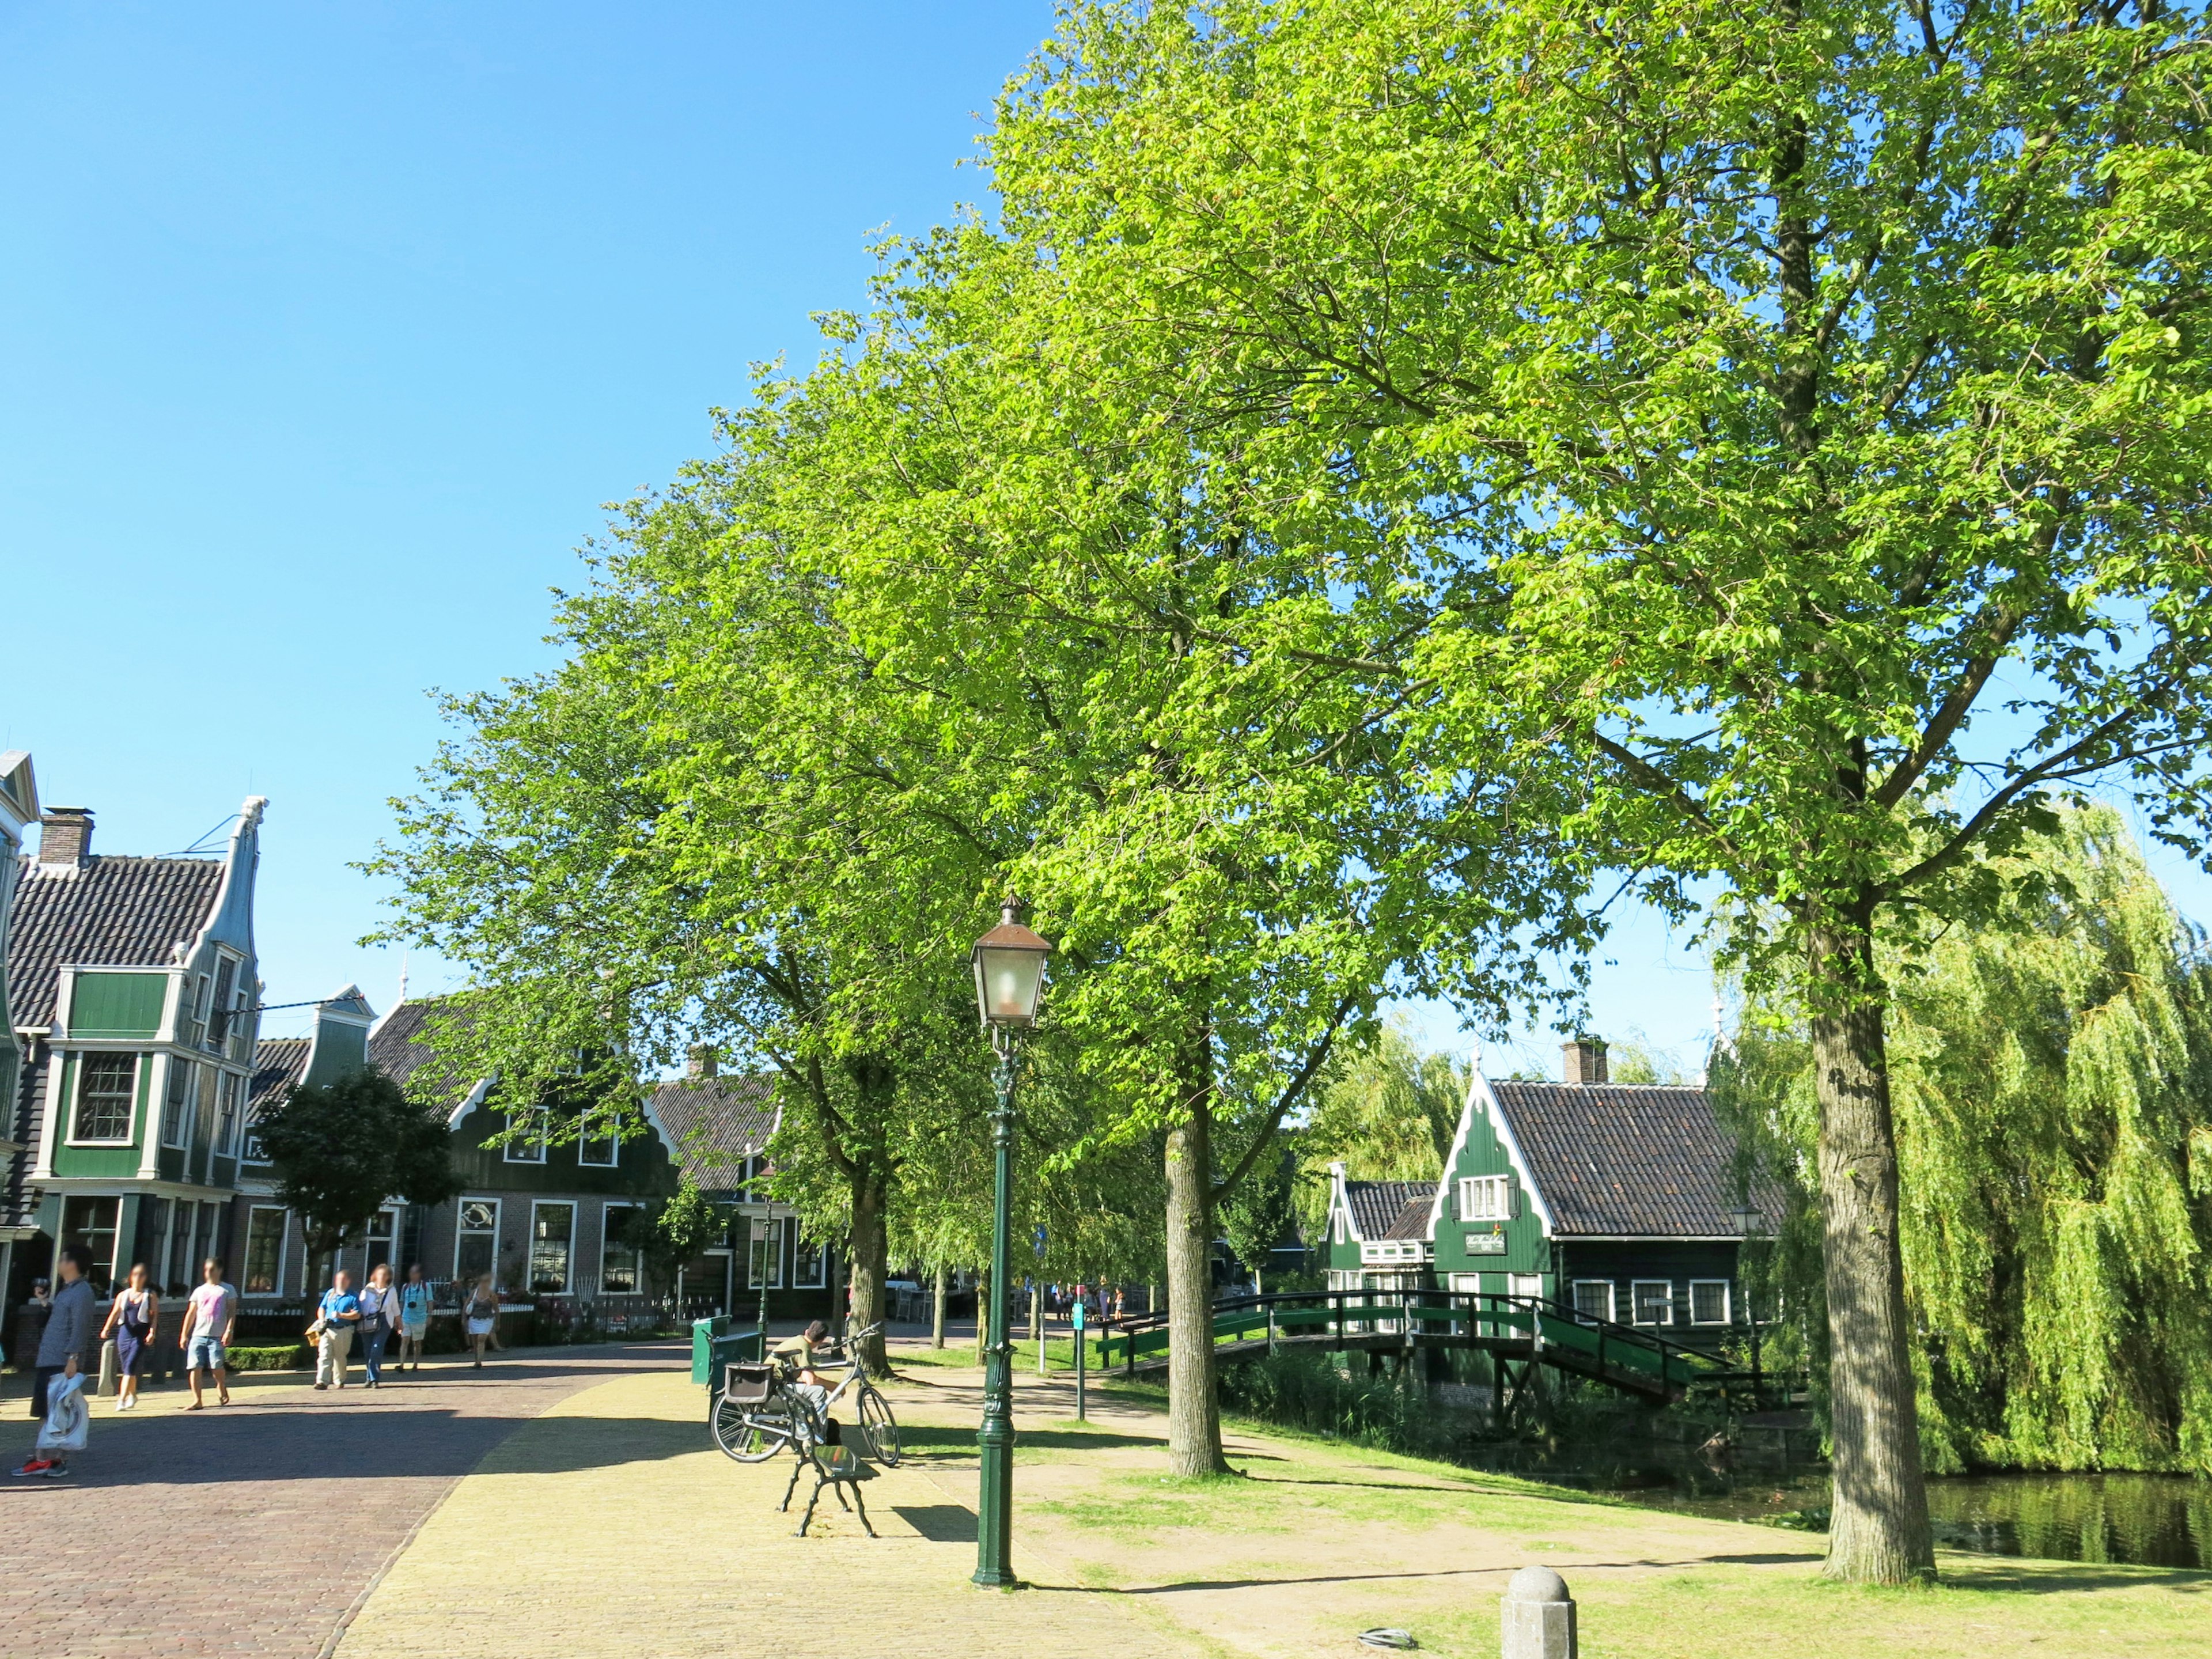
[
  {"x1": 1344, "y1": 1179, "x2": 1437, "y2": 1241},
  {"x1": 249, "y1": 1037, "x2": 310, "y2": 1113},
  {"x1": 1381, "y1": 1193, "x2": 1437, "y2": 1240},
  {"x1": 1490, "y1": 1081, "x2": 1747, "y2": 1237},
  {"x1": 366, "y1": 998, "x2": 479, "y2": 1104},
  {"x1": 650, "y1": 1074, "x2": 778, "y2": 1184},
  {"x1": 7, "y1": 855, "x2": 224, "y2": 1029}
]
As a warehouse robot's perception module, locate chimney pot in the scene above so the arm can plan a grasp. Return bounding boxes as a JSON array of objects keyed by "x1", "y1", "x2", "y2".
[
  {"x1": 687, "y1": 1044, "x2": 718, "y2": 1080},
  {"x1": 1561, "y1": 1037, "x2": 1608, "y2": 1085},
  {"x1": 37, "y1": 807, "x2": 94, "y2": 868}
]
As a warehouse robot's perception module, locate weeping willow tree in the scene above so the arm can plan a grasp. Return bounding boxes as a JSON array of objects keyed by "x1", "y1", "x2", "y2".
[
  {"x1": 1722, "y1": 804, "x2": 2212, "y2": 1474},
  {"x1": 1294, "y1": 1027, "x2": 1470, "y2": 1243}
]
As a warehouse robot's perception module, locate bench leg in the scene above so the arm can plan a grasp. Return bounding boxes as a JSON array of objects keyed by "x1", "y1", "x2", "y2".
[
  {"x1": 834, "y1": 1482, "x2": 853, "y2": 1512},
  {"x1": 849, "y1": 1482, "x2": 878, "y2": 1539},
  {"x1": 794, "y1": 1475, "x2": 825, "y2": 1537},
  {"x1": 779, "y1": 1452, "x2": 806, "y2": 1513}
]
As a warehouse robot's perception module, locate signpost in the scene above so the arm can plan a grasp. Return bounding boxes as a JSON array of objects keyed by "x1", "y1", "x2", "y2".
[{"x1": 1071, "y1": 1297, "x2": 1087, "y2": 1421}]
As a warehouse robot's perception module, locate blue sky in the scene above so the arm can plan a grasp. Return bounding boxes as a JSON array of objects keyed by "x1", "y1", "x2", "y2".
[
  {"x1": 0, "y1": 3, "x2": 1054, "y2": 1038},
  {"x1": 6, "y1": 6, "x2": 2206, "y2": 1071}
]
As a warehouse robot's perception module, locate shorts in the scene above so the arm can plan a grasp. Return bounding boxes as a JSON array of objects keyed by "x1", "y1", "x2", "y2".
[
  {"x1": 187, "y1": 1335, "x2": 226, "y2": 1372},
  {"x1": 401, "y1": 1320, "x2": 427, "y2": 1338}
]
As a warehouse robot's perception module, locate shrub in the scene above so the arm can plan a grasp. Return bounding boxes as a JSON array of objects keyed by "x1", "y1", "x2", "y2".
[{"x1": 224, "y1": 1344, "x2": 312, "y2": 1372}]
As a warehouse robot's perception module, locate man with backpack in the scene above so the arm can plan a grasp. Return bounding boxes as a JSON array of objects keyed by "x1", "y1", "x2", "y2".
[{"x1": 15, "y1": 1245, "x2": 96, "y2": 1479}]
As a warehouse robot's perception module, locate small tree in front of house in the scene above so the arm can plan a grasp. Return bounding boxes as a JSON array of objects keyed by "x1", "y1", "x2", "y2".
[
  {"x1": 619, "y1": 1178, "x2": 729, "y2": 1308},
  {"x1": 256, "y1": 1066, "x2": 464, "y2": 1296}
]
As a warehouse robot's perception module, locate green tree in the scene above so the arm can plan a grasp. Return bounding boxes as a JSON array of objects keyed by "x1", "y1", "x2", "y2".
[
  {"x1": 1720, "y1": 805, "x2": 2212, "y2": 1474},
  {"x1": 622, "y1": 1179, "x2": 732, "y2": 1304},
  {"x1": 1220, "y1": 1145, "x2": 1300, "y2": 1293},
  {"x1": 988, "y1": 0, "x2": 2212, "y2": 1578},
  {"x1": 256, "y1": 1066, "x2": 464, "y2": 1294}
]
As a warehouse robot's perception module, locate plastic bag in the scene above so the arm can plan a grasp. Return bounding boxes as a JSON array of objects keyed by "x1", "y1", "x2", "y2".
[{"x1": 36, "y1": 1372, "x2": 88, "y2": 1454}]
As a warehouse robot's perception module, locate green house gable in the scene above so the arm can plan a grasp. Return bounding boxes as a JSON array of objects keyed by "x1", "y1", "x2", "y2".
[{"x1": 1431, "y1": 1077, "x2": 1553, "y2": 1289}]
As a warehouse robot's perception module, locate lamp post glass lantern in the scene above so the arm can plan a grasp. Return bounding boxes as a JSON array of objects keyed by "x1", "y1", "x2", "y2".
[{"x1": 971, "y1": 900, "x2": 1051, "y2": 1589}]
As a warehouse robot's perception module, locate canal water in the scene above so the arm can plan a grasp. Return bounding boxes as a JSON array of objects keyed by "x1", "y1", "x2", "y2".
[{"x1": 1586, "y1": 1467, "x2": 2212, "y2": 1569}]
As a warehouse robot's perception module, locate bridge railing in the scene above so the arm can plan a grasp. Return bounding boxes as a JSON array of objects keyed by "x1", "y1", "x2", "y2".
[{"x1": 1087, "y1": 1287, "x2": 1728, "y2": 1393}]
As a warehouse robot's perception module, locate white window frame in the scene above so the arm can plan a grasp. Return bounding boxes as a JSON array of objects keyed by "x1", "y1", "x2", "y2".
[
  {"x1": 1630, "y1": 1279, "x2": 1675, "y2": 1327},
  {"x1": 600, "y1": 1203, "x2": 643, "y2": 1294},
  {"x1": 454, "y1": 1197, "x2": 502, "y2": 1282},
  {"x1": 1571, "y1": 1279, "x2": 1616, "y2": 1322},
  {"x1": 577, "y1": 1108, "x2": 619, "y2": 1168},
  {"x1": 242, "y1": 1205, "x2": 290, "y2": 1296},
  {"x1": 503, "y1": 1109, "x2": 548, "y2": 1164},
  {"x1": 214, "y1": 1069, "x2": 243, "y2": 1156},
  {"x1": 1688, "y1": 1278, "x2": 1732, "y2": 1326},
  {"x1": 1457, "y1": 1175, "x2": 1514, "y2": 1221},
  {"x1": 161, "y1": 1056, "x2": 195, "y2": 1149},
  {"x1": 791, "y1": 1230, "x2": 827, "y2": 1289},
  {"x1": 69, "y1": 1051, "x2": 142, "y2": 1145},
  {"x1": 528, "y1": 1200, "x2": 575, "y2": 1294}
]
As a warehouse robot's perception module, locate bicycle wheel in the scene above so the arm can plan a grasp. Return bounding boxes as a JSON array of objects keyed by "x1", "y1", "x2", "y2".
[
  {"x1": 713, "y1": 1393, "x2": 797, "y2": 1463},
  {"x1": 857, "y1": 1382, "x2": 902, "y2": 1466}
]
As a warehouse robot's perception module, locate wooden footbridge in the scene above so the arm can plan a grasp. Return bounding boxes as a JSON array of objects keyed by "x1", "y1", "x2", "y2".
[{"x1": 1089, "y1": 1287, "x2": 1737, "y2": 1403}]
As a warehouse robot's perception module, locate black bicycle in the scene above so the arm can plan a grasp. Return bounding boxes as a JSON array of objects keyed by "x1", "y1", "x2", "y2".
[{"x1": 710, "y1": 1323, "x2": 901, "y2": 1468}]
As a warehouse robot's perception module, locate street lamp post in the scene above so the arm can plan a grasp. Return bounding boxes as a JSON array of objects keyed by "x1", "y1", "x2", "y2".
[
  {"x1": 1729, "y1": 1203, "x2": 1764, "y2": 1407},
  {"x1": 971, "y1": 899, "x2": 1052, "y2": 1591}
]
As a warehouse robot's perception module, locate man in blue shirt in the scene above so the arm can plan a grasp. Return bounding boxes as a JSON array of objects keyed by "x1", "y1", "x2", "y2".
[{"x1": 313, "y1": 1270, "x2": 362, "y2": 1391}]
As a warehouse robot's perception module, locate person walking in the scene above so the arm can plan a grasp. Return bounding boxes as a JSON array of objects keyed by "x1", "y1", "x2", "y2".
[
  {"x1": 177, "y1": 1257, "x2": 238, "y2": 1410},
  {"x1": 357, "y1": 1263, "x2": 400, "y2": 1388},
  {"x1": 14, "y1": 1278, "x2": 52, "y2": 1417},
  {"x1": 396, "y1": 1263, "x2": 432, "y2": 1372},
  {"x1": 314, "y1": 1270, "x2": 362, "y2": 1391},
  {"x1": 461, "y1": 1274, "x2": 498, "y2": 1369},
  {"x1": 15, "y1": 1245, "x2": 97, "y2": 1478},
  {"x1": 98, "y1": 1263, "x2": 160, "y2": 1412}
]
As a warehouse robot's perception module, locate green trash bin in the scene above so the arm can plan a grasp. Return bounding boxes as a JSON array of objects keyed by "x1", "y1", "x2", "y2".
[{"x1": 691, "y1": 1315, "x2": 764, "y2": 1388}]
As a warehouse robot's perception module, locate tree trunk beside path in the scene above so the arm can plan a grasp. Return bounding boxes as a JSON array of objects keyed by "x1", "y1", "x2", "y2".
[{"x1": 1812, "y1": 916, "x2": 1937, "y2": 1583}]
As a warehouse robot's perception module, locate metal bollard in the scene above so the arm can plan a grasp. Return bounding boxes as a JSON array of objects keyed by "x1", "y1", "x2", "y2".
[
  {"x1": 97, "y1": 1338, "x2": 119, "y2": 1397},
  {"x1": 1500, "y1": 1565, "x2": 1576, "y2": 1659}
]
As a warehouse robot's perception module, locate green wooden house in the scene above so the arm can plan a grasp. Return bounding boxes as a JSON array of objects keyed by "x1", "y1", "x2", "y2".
[
  {"x1": 1323, "y1": 1038, "x2": 1759, "y2": 1353},
  {"x1": 5, "y1": 798, "x2": 270, "y2": 1303}
]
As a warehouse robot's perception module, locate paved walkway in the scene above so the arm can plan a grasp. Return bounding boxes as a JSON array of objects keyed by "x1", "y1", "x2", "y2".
[
  {"x1": 0, "y1": 1344, "x2": 676, "y2": 1659},
  {"x1": 332, "y1": 1361, "x2": 1188, "y2": 1658}
]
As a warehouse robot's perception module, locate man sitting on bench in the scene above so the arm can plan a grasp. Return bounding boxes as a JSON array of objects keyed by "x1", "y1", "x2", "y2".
[{"x1": 771, "y1": 1320, "x2": 834, "y2": 1426}]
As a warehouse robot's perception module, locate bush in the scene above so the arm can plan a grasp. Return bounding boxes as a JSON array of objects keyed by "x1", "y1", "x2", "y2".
[
  {"x1": 1217, "y1": 1349, "x2": 1463, "y2": 1461},
  {"x1": 225, "y1": 1344, "x2": 312, "y2": 1372}
]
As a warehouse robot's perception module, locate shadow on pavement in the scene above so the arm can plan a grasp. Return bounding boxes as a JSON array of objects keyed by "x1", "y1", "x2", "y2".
[{"x1": 892, "y1": 1503, "x2": 979, "y2": 1542}]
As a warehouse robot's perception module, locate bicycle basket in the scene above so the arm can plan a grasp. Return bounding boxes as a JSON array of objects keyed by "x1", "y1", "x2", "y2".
[{"x1": 723, "y1": 1362, "x2": 775, "y2": 1404}]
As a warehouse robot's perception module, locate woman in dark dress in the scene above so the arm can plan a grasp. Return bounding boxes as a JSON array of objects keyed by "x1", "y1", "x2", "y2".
[{"x1": 97, "y1": 1263, "x2": 160, "y2": 1412}]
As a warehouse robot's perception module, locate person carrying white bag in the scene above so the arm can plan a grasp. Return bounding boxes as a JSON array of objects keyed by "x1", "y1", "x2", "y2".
[{"x1": 16, "y1": 1245, "x2": 97, "y2": 1480}]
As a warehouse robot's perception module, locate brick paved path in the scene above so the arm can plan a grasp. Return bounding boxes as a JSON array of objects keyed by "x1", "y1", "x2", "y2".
[{"x1": 0, "y1": 1343, "x2": 680, "y2": 1659}]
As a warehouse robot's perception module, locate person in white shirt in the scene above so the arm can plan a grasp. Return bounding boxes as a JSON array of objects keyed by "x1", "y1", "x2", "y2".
[{"x1": 357, "y1": 1263, "x2": 402, "y2": 1388}]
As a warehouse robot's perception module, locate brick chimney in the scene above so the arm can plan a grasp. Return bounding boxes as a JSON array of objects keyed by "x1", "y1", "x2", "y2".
[
  {"x1": 37, "y1": 807, "x2": 93, "y2": 869},
  {"x1": 1560, "y1": 1036, "x2": 1608, "y2": 1085},
  {"x1": 687, "y1": 1044, "x2": 719, "y2": 1080}
]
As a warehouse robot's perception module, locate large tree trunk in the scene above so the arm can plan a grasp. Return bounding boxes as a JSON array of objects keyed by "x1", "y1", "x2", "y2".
[
  {"x1": 1810, "y1": 915, "x2": 1936, "y2": 1584},
  {"x1": 846, "y1": 1164, "x2": 891, "y2": 1377},
  {"x1": 1165, "y1": 1028, "x2": 1227, "y2": 1476}
]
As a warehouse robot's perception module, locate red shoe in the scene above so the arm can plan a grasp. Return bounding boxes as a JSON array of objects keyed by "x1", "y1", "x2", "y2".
[{"x1": 12, "y1": 1458, "x2": 62, "y2": 1478}]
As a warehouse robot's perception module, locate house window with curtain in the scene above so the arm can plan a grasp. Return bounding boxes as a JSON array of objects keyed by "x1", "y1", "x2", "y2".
[
  {"x1": 1631, "y1": 1280, "x2": 1675, "y2": 1325},
  {"x1": 72, "y1": 1053, "x2": 140, "y2": 1142},
  {"x1": 530, "y1": 1202, "x2": 575, "y2": 1293},
  {"x1": 1457, "y1": 1175, "x2": 1514, "y2": 1221},
  {"x1": 1688, "y1": 1279, "x2": 1731, "y2": 1325},
  {"x1": 601, "y1": 1204, "x2": 641, "y2": 1293},
  {"x1": 243, "y1": 1207, "x2": 288, "y2": 1294}
]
